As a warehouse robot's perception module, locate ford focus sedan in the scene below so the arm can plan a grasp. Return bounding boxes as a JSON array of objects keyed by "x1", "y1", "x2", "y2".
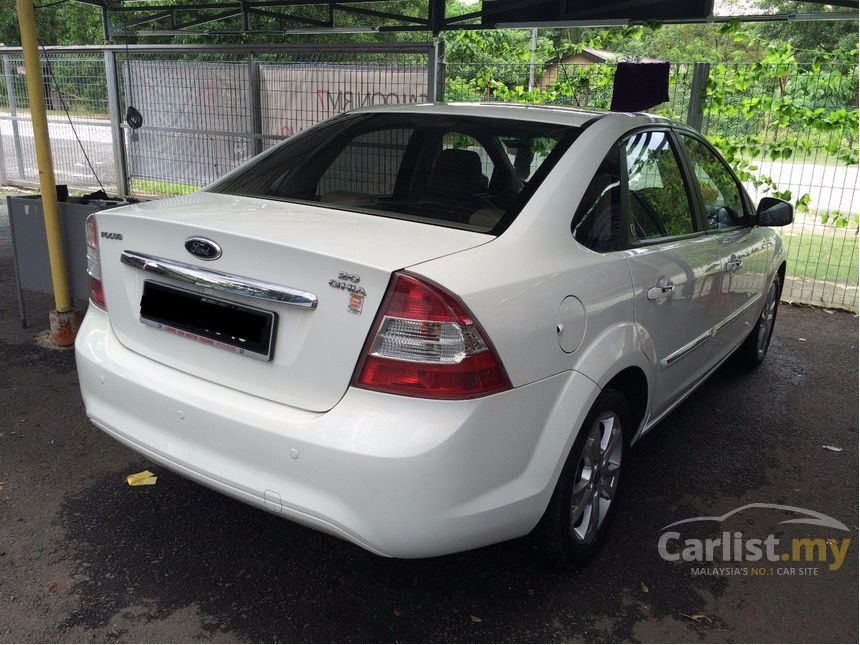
[{"x1": 75, "y1": 103, "x2": 791, "y2": 565}]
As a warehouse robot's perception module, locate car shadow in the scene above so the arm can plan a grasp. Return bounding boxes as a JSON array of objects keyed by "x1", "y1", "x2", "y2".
[{"x1": 58, "y1": 340, "x2": 801, "y2": 642}]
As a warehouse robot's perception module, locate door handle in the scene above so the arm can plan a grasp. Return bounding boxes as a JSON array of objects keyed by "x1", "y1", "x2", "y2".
[
  {"x1": 647, "y1": 279, "x2": 675, "y2": 301},
  {"x1": 726, "y1": 255, "x2": 743, "y2": 273}
]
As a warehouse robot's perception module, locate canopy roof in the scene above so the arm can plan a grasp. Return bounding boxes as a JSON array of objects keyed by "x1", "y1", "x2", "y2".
[{"x1": 70, "y1": 0, "x2": 859, "y2": 38}]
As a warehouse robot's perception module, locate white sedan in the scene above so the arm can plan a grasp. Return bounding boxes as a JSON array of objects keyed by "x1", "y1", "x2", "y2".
[{"x1": 76, "y1": 103, "x2": 791, "y2": 565}]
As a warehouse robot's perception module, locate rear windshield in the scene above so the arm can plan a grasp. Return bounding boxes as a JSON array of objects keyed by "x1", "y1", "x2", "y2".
[{"x1": 208, "y1": 113, "x2": 578, "y2": 234}]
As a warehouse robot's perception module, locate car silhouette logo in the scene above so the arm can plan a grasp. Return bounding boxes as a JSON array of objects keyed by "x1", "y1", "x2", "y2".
[{"x1": 185, "y1": 237, "x2": 222, "y2": 261}]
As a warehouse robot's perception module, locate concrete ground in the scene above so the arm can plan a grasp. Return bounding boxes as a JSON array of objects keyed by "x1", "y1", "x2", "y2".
[{"x1": 0, "y1": 193, "x2": 857, "y2": 643}]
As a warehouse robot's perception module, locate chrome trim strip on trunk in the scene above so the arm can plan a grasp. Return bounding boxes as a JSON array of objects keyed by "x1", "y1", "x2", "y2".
[
  {"x1": 713, "y1": 294, "x2": 762, "y2": 336},
  {"x1": 661, "y1": 329, "x2": 711, "y2": 369},
  {"x1": 120, "y1": 250, "x2": 318, "y2": 309}
]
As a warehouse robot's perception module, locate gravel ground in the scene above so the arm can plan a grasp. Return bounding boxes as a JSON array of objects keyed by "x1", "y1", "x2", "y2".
[{"x1": 0, "y1": 192, "x2": 857, "y2": 643}]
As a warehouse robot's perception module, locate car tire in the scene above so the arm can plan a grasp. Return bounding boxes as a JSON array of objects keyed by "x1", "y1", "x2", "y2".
[
  {"x1": 734, "y1": 274, "x2": 781, "y2": 370},
  {"x1": 535, "y1": 388, "x2": 630, "y2": 568}
]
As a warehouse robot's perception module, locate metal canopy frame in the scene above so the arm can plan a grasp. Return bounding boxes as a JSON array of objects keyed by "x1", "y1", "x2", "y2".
[{"x1": 68, "y1": 0, "x2": 860, "y2": 39}]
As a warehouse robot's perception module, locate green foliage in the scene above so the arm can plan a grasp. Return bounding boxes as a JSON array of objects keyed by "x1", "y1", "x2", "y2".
[
  {"x1": 785, "y1": 231, "x2": 859, "y2": 285},
  {"x1": 819, "y1": 209, "x2": 860, "y2": 230},
  {"x1": 703, "y1": 37, "x2": 859, "y2": 204},
  {"x1": 444, "y1": 29, "x2": 556, "y2": 91},
  {"x1": 0, "y1": 1, "x2": 103, "y2": 46},
  {"x1": 130, "y1": 178, "x2": 198, "y2": 197},
  {"x1": 749, "y1": 1, "x2": 859, "y2": 63},
  {"x1": 543, "y1": 20, "x2": 765, "y2": 65},
  {"x1": 445, "y1": 34, "x2": 617, "y2": 108},
  {"x1": 445, "y1": 25, "x2": 857, "y2": 213}
]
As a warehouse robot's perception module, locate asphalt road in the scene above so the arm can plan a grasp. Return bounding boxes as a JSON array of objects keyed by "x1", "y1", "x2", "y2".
[
  {"x1": 0, "y1": 193, "x2": 857, "y2": 643},
  {"x1": 1, "y1": 120, "x2": 117, "y2": 191}
]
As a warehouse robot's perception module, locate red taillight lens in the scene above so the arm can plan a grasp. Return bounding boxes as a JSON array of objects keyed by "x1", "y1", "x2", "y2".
[
  {"x1": 85, "y1": 214, "x2": 106, "y2": 310},
  {"x1": 353, "y1": 272, "x2": 510, "y2": 399}
]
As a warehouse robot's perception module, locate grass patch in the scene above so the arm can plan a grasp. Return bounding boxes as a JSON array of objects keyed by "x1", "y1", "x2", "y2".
[
  {"x1": 785, "y1": 232, "x2": 859, "y2": 285},
  {"x1": 130, "y1": 179, "x2": 199, "y2": 197}
]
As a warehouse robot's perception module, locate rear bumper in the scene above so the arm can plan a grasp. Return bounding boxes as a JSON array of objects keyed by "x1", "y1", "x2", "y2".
[{"x1": 75, "y1": 307, "x2": 600, "y2": 558}]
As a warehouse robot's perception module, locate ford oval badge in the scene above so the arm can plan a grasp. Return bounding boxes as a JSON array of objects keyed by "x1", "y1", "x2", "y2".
[{"x1": 185, "y1": 237, "x2": 222, "y2": 261}]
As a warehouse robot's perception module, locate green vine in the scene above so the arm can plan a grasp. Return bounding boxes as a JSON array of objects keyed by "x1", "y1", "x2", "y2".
[{"x1": 702, "y1": 39, "x2": 858, "y2": 211}]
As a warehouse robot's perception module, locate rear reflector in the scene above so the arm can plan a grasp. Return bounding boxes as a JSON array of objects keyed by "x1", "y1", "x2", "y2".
[
  {"x1": 353, "y1": 272, "x2": 510, "y2": 399},
  {"x1": 85, "y1": 214, "x2": 106, "y2": 310}
]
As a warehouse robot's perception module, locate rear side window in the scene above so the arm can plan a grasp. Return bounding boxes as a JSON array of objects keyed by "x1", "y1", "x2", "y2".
[
  {"x1": 571, "y1": 145, "x2": 623, "y2": 252},
  {"x1": 209, "y1": 113, "x2": 577, "y2": 234},
  {"x1": 624, "y1": 131, "x2": 696, "y2": 240}
]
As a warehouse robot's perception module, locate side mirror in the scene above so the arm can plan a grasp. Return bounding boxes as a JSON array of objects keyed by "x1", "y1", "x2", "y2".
[{"x1": 756, "y1": 197, "x2": 793, "y2": 227}]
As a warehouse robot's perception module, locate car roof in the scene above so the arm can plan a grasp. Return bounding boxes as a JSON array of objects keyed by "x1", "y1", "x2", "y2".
[{"x1": 349, "y1": 102, "x2": 677, "y2": 129}]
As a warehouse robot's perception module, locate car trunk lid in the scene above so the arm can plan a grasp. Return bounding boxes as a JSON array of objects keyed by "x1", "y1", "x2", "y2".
[{"x1": 96, "y1": 192, "x2": 491, "y2": 411}]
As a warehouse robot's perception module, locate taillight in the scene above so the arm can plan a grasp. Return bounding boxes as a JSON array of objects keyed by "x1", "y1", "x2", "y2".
[
  {"x1": 353, "y1": 272, "x2": 511, "y2": 399},
  {"x1": 85, "y1": 214, "x2": 106, "y2": 310}
]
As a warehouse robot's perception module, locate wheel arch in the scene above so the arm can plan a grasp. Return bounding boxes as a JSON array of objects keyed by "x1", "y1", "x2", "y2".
[
  {"x1": 529, "y1": 326, "x2": 655, "y2": 535},
  {"x1": 776, "y1": 261, "x2": 786, "y2": 296},
  {"x1": 531, "y1": 365, "x2": 648, "y2": 557},
  {"x1": 571, "y1": 321, "x2": 654, "y2": 438},
  {"x1": 603, "y1": 366, "x2": 649, "y2": 441}
]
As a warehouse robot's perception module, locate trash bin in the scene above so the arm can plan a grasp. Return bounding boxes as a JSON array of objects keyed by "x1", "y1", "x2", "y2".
[{"x1": 6, "y1": 194, "x2": 131, "y2": 327}]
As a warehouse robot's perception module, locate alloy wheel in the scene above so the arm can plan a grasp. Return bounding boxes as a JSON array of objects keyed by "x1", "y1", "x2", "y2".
[{"x1": 569, "y1": 412, "x2": 623, "y2": 544}]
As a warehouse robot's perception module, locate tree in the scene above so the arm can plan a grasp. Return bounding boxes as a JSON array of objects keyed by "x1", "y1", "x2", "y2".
[
  {"x1": 444, "y1": 28, "x2": 557, "y2": 98},
  {"x1": 750, "y1": 2, "x2": 858, "y2": 61},
  {"x1": 0, "y1": 1, "x2": 103, "y2": 46}
]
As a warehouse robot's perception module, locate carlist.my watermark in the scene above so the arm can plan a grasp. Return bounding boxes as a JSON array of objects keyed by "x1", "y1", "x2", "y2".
[{"x1": 657, "y1": 503, "x2": 852, "y2": 576}]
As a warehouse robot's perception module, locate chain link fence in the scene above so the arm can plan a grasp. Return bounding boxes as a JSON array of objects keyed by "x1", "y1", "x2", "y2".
[
  {"x1": 701, "y1": 61, "x2": 859, "y2": 311},
  {"x1": 0, "y1": 44, "x2": 437, "y2": 199},
  {"x1": 1, "y1": 52, "x2": 117, "y2": 193},
  {"x1": 116, "y1": 47, "x2": 435, "y2": 196},
  {"x1": 0, "y1": 46, "x2": 857, "y2": 310}
]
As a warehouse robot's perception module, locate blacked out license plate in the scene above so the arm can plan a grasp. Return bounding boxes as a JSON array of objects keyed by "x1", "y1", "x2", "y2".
[{"x1": 139, "y1": 281, "x2": 277, "y2": 360}]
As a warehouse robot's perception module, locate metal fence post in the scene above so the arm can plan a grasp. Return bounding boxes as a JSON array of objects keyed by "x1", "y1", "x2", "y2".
[
  {"x1": 247, "y1": 54, "x2": 263, "y2": 157},
  {"x1": 104, "y1": 50, "x2": 129, "y2": 197},
  {"x1": 428, "y1": 38, "x2": 445, "y2": 102},
  {"x1": 0, "y1": 111, "x2": 6, "y2": 184},
  {"x1": 427, "y1": 41, "x2": 437, "y2": 102},
  {"x1": 686, "y1": 62, "x2": 710, "y2": 132},
  {"x1": 3, "y1": 55, "x2": 26, "y2": 179},
  {"x1": 436, "y1": 39, "x2": 446, "y2": 102}
]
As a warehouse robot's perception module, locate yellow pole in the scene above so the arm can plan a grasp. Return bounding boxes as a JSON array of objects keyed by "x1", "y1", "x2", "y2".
[{"x1": 16, "y1": 0, "x2": 72, "y2": 313}]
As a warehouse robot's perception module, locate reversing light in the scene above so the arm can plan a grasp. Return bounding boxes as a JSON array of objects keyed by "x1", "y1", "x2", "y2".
[{"x1": 353, "y1": 272, "x2": 510, "y2": 399}]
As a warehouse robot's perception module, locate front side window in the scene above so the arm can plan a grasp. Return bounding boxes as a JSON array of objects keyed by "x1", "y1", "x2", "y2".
[
  {"x1": 624, "y1": 131, "x2": 696, "y2": 240},
  {"x1": 209, "y1": 113, "x2": 576, "y2": 234},
  {"x1": 680, "y1": 135, "x2": 748, "y2": 230}
]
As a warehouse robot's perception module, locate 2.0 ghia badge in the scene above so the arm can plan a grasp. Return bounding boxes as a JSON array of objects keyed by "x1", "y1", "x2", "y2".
[{"x1": 185, "y1": 237, "x2": 222, "y2": 261}]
